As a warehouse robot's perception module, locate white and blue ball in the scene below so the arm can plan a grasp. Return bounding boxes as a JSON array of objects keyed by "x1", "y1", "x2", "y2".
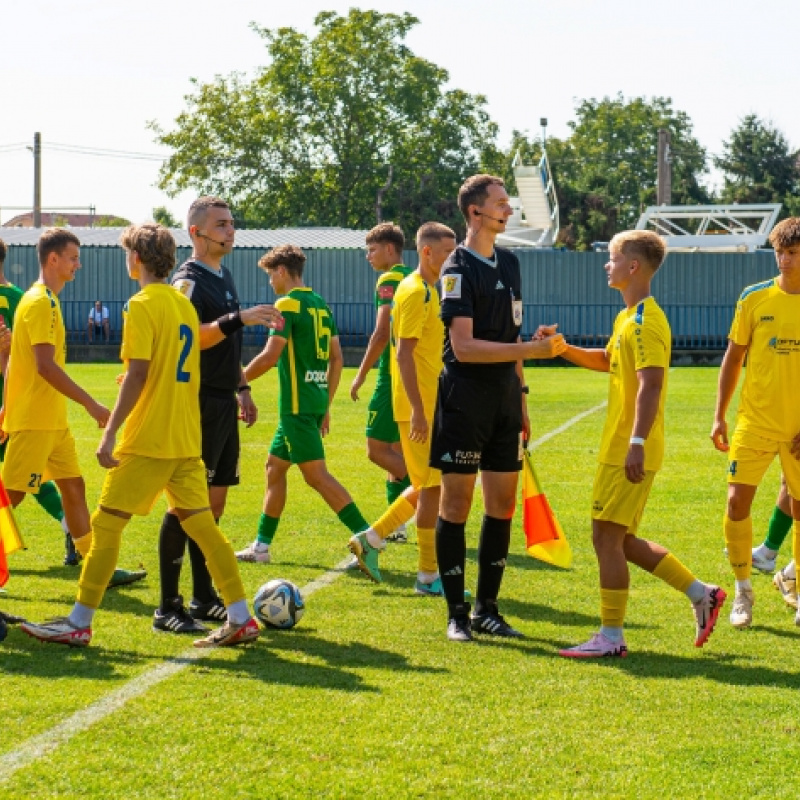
[{"x1": 253, "y1": 579, "x2": 305, "y2": 629}]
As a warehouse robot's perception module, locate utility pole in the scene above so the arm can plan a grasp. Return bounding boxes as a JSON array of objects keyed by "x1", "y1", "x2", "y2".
[
  {"x1": 657, "y1": 128, "x2": 671, "y2": 205},
  {"x1": 33, "y1": 132, "x2": 42, "y2": 227}
]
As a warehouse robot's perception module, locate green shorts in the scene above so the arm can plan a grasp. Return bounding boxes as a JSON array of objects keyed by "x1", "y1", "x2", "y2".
[
  {"x1": 269, "y1": 414, "x2": 325, "y2": 465},
  {"x1": 366, "y1": 377, "x2": 399, "y2": 443}
]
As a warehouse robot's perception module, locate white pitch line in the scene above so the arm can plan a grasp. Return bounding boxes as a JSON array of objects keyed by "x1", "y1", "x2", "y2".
[
  {"x1": 0, "y1": 401, "x2": 608, "y2": 784},
  {"x1": 528, "y1": 401, "x2": 607, "y2": 451},
  {"x1": 0, "y1": 555, "x2": 355, "y2": 784}
]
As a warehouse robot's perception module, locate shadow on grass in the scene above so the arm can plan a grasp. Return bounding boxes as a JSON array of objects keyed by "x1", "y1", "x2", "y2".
[
  {"x1": 0, "y1": 631, "x2": 164, "y2": 680},
  {"x1": 178, "y1": 630, "x2": 448, "y2": 693},
  {"x1": 537, "y1": 634, "x2": 800, "y2": 689}
]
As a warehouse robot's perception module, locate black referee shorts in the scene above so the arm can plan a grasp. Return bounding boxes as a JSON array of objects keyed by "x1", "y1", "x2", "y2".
[
  {"x1": 200, "y1": 392, "x2": 240, "y2": 487},
  {"x1": 429, "y1": 368, "x2": 524, "y2": 475}
]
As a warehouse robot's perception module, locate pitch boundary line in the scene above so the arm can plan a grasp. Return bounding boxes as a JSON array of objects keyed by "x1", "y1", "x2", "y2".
[{"x1": 0, "y1": 401, "x2": 606, "y2": 785}]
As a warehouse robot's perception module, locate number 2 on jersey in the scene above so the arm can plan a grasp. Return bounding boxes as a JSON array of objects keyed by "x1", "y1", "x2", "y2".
[
  {"x1": 307, "y1": 308, "x2": 331, "y2": 360},
  {"x1": 176, "y1": 323, "x2": 193, "y2": 383}
]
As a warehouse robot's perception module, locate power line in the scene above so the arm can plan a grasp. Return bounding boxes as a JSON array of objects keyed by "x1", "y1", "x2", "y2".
[{"x1": 46, "y1": 142, "x2": 167, "y2": 161}]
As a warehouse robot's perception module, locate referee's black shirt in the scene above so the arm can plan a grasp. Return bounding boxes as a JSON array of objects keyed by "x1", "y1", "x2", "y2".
[
  {"x1": 172, "y1": 259, "x2": 243, "y2": 396},
  {"x1": 439, "y1": 245, "x2": 523, "y2": 378}
]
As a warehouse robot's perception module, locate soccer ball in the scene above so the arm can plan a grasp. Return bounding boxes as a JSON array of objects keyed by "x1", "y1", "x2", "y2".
[{"x1": 252, "y1": 579, "x2": 305, "y2": 630}]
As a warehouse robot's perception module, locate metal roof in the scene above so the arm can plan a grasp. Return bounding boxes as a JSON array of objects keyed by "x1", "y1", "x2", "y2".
[{"x1": 0, "y1": 226, "x2": 370, "y2": 249}]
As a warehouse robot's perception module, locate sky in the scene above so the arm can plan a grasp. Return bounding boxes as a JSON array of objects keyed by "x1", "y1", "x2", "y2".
[{"x1": 2, "y1": 0, "x2": 798, "y2": 226}]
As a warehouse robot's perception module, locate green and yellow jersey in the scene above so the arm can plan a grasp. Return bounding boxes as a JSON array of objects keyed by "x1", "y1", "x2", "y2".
[
  {"x1": 390, "y1": 271, "x2": 444, "y2": 422},
  {"x1": 117, "y1": 283, "x2": 201, "y2": 459},
  {"x1": 599, "y1": 297, "x2": 671, "y2": 471},
  {"x1": 270, "y1": 287, "x2": 339, "y2": 416},
  {"x1": 0, "y1": 281, "x2": 25, "y2": 398},
  {"x1": 375, "y1": 264, "x2": 412, "y2": 381},
  {"x1": 729, "y1": 278, "x2": 800, "y2": 442},
  {"x1": 3, "y1": 282, "x2": 68, "y2": 433}
]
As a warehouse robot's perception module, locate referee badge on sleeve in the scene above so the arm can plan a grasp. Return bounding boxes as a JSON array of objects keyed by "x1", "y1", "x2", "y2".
[
  {"x1": 442, "y1": 274, "x2": 462, "y2": 299},
  {"x1": 512, "y1": 300, "x2": 523, "y2": 326},
  {"x1": 173, "y1": 278, "x2": 196, "y2": 299}
]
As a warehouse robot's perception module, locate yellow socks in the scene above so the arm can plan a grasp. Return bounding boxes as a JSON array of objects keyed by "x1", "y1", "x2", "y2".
[
  {"x1": 793, "y1": 520, "x2": 800, "y2": 567},
  {"x1": 72, "y1": 532, "x2": 92, "y2": 558},
  {"x1": 600, "y1": 588, "x2": 628, "y2": 629},
  {"x1": 652, "y1": 553, "x2": 696, "y2": 594},
  {"x1": 76, "y1": 510, "x2": 128, "y2": 609},
  {"x1": 416, "y1": 527, "x2": 437, "y2": 574},
  {"x1": 181, "y1": 511, "x2": 246, "y2": 606},
  {"x1": 724, "y1": 515, "x2": 752, "y2": 581},
  {"x1": 372, "y1": 496, "x2": 416, "y2": 540}
]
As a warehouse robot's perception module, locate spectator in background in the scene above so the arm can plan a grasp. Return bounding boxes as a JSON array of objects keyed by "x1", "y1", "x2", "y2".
[{"x1": 87, "y1": 300, "x2": 110, "y2": 343}]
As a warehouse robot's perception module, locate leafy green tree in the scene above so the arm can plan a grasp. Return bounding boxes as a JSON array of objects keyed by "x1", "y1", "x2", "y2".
[
  {"x1": 715, "y1": 115, "x2": 800, "y2": 215},
  {"x1": 151, "y1": 9, "x2": 499, "y2": 235},
  {"x1": 94, "y1": 215, "x2": 131, "y2": 228},
  {"x1": 152, "y1": 206, "x2": 181, "y2": 228},
  {"x1": 503, "y1": 96, "x2": 710, "y2": 249}
]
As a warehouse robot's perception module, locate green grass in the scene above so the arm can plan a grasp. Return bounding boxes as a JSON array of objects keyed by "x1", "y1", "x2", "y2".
[{"x1": 1, "y1": 365, "x2": 796, "y2": 799}]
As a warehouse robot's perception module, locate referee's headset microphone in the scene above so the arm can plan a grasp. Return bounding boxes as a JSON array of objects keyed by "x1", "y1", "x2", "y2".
[
  {"x1": 473, "y1": 210, "x2": 506, "y2": 224},
  {"x1": 194, "y1": 228, "x2": 228, "y2": 247}
]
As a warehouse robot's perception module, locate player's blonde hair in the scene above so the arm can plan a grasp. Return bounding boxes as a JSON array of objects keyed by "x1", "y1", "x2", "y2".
[
  {"x1": 768, "y1": 217, "x2": 800, "y2": 249},
  {"x1": 416, "y1": 222, "x2": 456, "y2": 248},
  {"x1": 610, "y1": 230, "x2": 666, "y2": 272},
  {"x1": 120, "y1": 224, "x2": 176, "y2": 278}
]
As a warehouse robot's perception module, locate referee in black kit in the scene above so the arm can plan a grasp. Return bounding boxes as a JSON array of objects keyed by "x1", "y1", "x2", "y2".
[
  {"x1": 430, "y1": 174, "x2": 567, "y2": 642},
  {"x1": 153, "y1": 196, "x2": 282, "y2": 634}
]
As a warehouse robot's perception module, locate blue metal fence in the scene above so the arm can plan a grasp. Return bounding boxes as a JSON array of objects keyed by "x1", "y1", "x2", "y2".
[{"x1": 10, "y1": 243, "x2": 774, "y2": 351}]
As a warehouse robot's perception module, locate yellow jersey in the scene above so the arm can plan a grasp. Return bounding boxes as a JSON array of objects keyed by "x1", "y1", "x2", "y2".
[
  {"x1": 3, "y1": 282, "x2": 68, "y2": 432},
  {"x1": 598, "y1": 297, "x2": 671, "y2": 470},
  {"x1": 390, "y1": 271, "x2": 444, "y2": 422},
  {"x1": 729, "y1": 278, "x2": 800, "y2": 442},
  {"x1": 116, "y1": 283, "x2": 201, "y2": 459}
]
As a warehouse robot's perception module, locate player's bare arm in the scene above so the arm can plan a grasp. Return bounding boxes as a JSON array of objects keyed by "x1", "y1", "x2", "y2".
[
  {"x1": 626, "y1": 366, "x2": 664, "y2": 484},
  {"x1": 96, "y1": 358, "x2": 150, "y2": 469},
  {"x1": 33, "y1": 342, "x2": 110, "y2": 427},
  {"x1": 351, "y1": 303, "x2": 391, "y2": 400},
  {"x1": 711, "y1": 340, "x2": 748, "y2": 452},
  {"x1": 396, "y1": 336, "x2": 427, "y2": 443},
  {"x1": 323, "y1": 336, "x2": 344, "y2": 437},
  {"x1": 237, "y1": 367, "x2": 257, "y2": 427},
  {"x1": 198, "y1": 304, "x2": 283, "y2": 350},
  {"x1": 243, "y1": 335, "x2": 285, "y2": 383},
  {"x1": 560, "y1": 344, "x2": 611, "y2": 372},
  {"x1": 449, "y1": 316, "x2": 566, "y2": 363}
]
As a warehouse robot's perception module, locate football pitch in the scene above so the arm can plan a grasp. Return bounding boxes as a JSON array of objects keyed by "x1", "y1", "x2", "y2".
[{"x1": 1, "y1": 365, "x2": 795, "y2": 799}]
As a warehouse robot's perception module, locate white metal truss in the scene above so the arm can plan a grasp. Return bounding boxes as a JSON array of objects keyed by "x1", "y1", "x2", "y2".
[
  {"x1": 499, "y1": 150, "x2": 560, "y2": 248},
  {"x1": 636, "y1": 204, "x2": 782, "y2": 252}
]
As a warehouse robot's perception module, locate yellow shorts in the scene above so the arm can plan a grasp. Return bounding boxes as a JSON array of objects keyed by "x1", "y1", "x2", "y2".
[
  {"x1": 98, "y1": 455, "x2": 209, "y2": 516},
  {"x1": 398, "y1": 422, "x2": 441, "y2": 490},
  {"x1": 728, "y1": 427, "x2": 800, "y2": 498},
  {"x1": 2, "y1": 429, "x2": 81, "y2": 492},
  {"x1": 591, "y1": 463, "x2": 656, "y2": 535}
]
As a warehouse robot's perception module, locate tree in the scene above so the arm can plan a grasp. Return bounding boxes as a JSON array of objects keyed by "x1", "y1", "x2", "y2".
[
  {"x1": 94, "y1": 215, "x2": 131, "y2": 228},
  {"x1": 152, "y1": 206, "x2": 181, "y2": 228},
  {"x1": 503, "y1": 96, "x2": 710, "y2": 250},
  {"x1": 715, "y1": 115, "x2": 800, "y2": 215},
  {"x1": 151, "y1": 10, "x2": 499, "y2": 235}
]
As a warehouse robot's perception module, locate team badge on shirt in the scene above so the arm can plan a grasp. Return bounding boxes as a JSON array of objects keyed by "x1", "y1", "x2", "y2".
[
  {"x1": 173, "y1": 278, "x2": 195, "y2": 299},
  {"x1": 441, "y1": 274, "x2": 462, "y2": 299},
  {"x1": 378, "y1": 285, "x2": 395, "y2": 300}
]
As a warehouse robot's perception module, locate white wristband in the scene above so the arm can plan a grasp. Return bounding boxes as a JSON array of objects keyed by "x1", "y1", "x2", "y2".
[{"x1": 629, "y1": 436, "x2": 646, "y2": 446}]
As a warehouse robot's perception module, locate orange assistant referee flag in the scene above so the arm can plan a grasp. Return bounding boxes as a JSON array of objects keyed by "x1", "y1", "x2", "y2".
[
  {"x1": 0, "y1": 475, "x2": 24, "y2": 587},
  {"x1": 522, "y1": 449, "x2": 572, "y2": 569}
]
